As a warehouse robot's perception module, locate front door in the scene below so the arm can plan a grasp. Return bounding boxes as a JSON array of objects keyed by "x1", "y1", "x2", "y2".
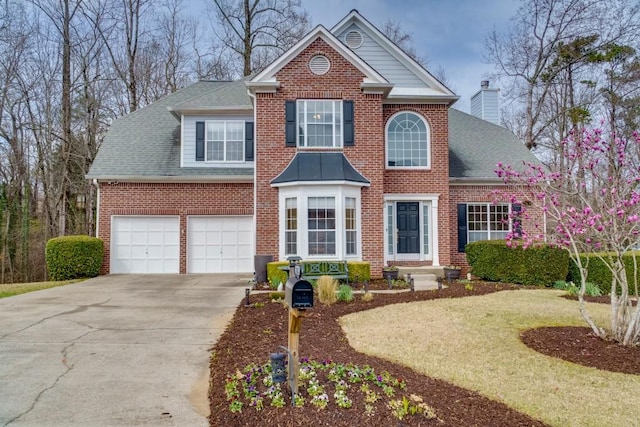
[{"x1": 397, "y1": 202, "x2": 420, "y2": 254}]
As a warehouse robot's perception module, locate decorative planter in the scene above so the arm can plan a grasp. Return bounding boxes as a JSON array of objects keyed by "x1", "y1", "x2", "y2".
[
  {"x1": 382, "y1": 269, "x2": 399, "y2": 280},
  {"x1": 444, "y1": 268, "x2": 461, "y2": 281}
]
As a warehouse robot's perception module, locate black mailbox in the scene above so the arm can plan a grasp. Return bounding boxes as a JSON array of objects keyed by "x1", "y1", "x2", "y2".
[{"x1": 285, "y1": 279, "x2": 314, "y2": 309}]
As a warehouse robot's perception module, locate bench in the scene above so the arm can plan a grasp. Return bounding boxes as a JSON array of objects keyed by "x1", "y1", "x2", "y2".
[{"x1": 301, "y1": 261, "x2": 349, "y2": 285}]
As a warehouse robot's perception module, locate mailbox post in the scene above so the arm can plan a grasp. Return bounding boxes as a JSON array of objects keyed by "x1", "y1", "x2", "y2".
[{"x1": 283, "y1": 256, "x2": 313, "y2": 401}]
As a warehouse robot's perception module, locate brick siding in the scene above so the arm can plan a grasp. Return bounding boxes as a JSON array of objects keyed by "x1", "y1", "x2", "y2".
[{"x1": 97, "y1": 182, "x2": 253, "y2": 274}]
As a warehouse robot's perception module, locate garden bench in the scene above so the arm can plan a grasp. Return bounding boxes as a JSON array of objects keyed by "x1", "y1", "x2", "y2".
[{"x1": 301, "y1": 260, "x2": 349, "y2": 285}]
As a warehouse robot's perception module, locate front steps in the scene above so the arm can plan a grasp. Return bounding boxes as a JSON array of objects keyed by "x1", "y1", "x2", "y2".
[{"x1": 397, "y1": 266, "x2": 443, "y2": 291}]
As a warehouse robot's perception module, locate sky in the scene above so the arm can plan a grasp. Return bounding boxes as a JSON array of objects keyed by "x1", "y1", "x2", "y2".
[{"x1": 298, "y1": 0, "x2": 521, "y2": 112}]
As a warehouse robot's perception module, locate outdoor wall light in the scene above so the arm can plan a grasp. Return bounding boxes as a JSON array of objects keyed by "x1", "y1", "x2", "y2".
[{"x1": 269, "y1": 352, "x2": 287, "y2": 384}]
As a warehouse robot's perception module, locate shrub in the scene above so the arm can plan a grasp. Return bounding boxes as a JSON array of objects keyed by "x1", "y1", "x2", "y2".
[
  {"x1": 566, "y1": 252, "x2": 640, "y2": 295},
  {"x1": 317, "y1": 275, "x2": 338, "y2": 305},
  {"x1": 46, "y1": 235, "x2": 103, "y2": 281},
  {"x1": 267, "y1": 262, "x2": 288, "y2": 288},
  {"x1": 347, "y1": 261, "x2": 370, "y2": 282},
  {"x1": 336, "y1": 284, "x2": 354, "y2": 302},
  {"x1": 466, "y1": 240, "x2": 568, "y2": 286}
]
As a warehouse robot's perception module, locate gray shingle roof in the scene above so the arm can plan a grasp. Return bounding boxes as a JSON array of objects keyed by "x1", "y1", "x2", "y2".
[
  {"x1": 86, "y1": 80, "x2": 253, "y2": 180},
  {"x1": 88, "y1": 79, "x2": 537, "y2": 182},
  {"x1": 448, "y1": 109, "x2": 538, "y2": 180}
]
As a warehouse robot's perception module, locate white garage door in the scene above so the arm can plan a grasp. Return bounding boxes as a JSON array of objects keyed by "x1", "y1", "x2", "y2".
[
  {"x1": 111, "y1": 216, "x2": 180, "y2": 274},
  {"x1": 187, "y1": 216, "x2": 253, "y2": 273}
]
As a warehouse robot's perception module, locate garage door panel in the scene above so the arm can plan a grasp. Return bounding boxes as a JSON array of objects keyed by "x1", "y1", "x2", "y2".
[
  {"x1": 187, "y1": 216, "x2": 253, "y2": 273},
  {"x1": 111, "y1": 216, "x2": 179, "y2": 274}
]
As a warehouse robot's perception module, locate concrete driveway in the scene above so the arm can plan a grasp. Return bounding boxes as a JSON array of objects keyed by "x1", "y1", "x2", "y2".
[{"x1": 0, "y1": 274, "x2": 248, "y2": 426}]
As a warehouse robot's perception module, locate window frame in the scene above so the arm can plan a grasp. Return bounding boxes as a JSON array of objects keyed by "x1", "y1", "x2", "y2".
[
  {"x1": 466, "y1": 203, "x2": 512, "y2": 243},
  {"x1": 278, "y1": 186, "x2": 361, "y2": 260},
  {"x1": 205, "y1": 120, "x2": 245, "y2": 163},
  {"x1": 296, "y1": 100, "x2": 343, "y2": 148},
  {"x1": 385, "y1": 111, "x2": 430, "y2": 169}
]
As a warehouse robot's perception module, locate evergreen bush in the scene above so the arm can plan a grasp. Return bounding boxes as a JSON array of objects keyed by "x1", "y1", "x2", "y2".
[{"x1": 45, "y1": 235, "x2": 103, "y2": 281}]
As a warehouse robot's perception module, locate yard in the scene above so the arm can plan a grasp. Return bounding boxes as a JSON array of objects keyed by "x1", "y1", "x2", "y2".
[{"x1": 209, "y1": 282, "x2": 640, "y2": 426}]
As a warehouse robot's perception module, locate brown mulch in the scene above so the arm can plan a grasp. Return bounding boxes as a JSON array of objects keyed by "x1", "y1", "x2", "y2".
[{"x1": 209, "y1": 282, "x2": 637, "y2": 426}]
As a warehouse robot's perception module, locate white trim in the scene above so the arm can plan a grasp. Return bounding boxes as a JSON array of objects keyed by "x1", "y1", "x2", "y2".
[
  {"x1": 204, "y1": 120, "x2": 246, "y2": 163},
  {"x1": 296, "y1": 99, "x2": 343, "y2": 148},
  {"x1": 180, "y1": 115, "x2": 185, "y2": 168},
  {"x1": 272, "y1": 180, "x2": 369, "y2": 188},
  {"x1": 94, "y1": 180, "x2": 100, "y2": 238},
  {"x1": 249, "y1": 25, "x2": 389, "y2": 89},
  {"x1": 91, "y1": 175, "x2": 253, "y2": 183},
  {"x1": 383, "y1": 194, "x2": 440, "y2": 265},
  {"x1": 278, "y1": 185, "x2": 362, "y2": 261},
  {"x1": 449, "y1": 179, "x2": 508, "y2": 185},
  {"x1": 385, "y1": 111, "x2": 431, "y2": 170}
]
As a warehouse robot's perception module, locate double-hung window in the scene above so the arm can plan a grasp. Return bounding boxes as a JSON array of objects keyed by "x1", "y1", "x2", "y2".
[
  {"x1": 345, "y1": 197, "x2": 357, "y2": 256},
  {"x1": 307, "y1": 197, "x2": 336, "y2": 255},
  {"x1": 285, "y1": 198, "x2": 298, "y2": 256},
  {"x1": 206, "y1": 121, "x2": 244, "y2": 161},
  {"x1": 467, "y1": 203, "x2": 511, "y2": 243},
  {"x1": 297, "y1": 100, "x2": 342, "y2": 148}
]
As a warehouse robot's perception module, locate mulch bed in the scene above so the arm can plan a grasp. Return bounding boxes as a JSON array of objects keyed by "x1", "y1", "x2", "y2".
[{"x1": 209, "y1": 282, "x2": 637, "y2": 426}]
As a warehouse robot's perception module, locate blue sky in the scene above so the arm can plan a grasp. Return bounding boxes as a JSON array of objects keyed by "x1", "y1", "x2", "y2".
[{"x1": 300, "y1": 0, "x2": 520, "y2": 112}]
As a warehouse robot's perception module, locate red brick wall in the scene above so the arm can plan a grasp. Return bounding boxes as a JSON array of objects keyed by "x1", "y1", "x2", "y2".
[
  {"x1": 382, "y1": 104, "x2": 451, "y2": 266},
  {"x1": 255, "y1": 38, "x2": 385, "y2": 273},
  {"x1": 97, "y1": 182, "x2": 253, "y2": 273}
]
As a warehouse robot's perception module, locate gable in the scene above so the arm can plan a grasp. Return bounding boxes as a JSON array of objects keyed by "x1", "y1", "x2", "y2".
[
  {"x1": 336, "y1": 23, "x2": 424, "y2": 88},
  {"x1": 331, "y1": 11, "x2": 457, "y2": 103}
]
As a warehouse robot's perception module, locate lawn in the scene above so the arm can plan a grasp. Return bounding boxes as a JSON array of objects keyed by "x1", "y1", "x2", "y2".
[
  {"x1": 340, "y1": 289, "x2": 640, "y2": 427},
  {"x1": 0, "y1": 279, "x2": 84, "y2": 298},
  {"x1": 210, "y1": 283, "x2": 640, "y2": 426}
]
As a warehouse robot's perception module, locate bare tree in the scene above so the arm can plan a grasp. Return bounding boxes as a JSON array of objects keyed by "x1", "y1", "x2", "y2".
[
  {"x1": 485, "y1": 0, "x2": 640, "y2": 150},
  {"x1": 210, "y1": 0, "x2": 310, "y2": 76}
]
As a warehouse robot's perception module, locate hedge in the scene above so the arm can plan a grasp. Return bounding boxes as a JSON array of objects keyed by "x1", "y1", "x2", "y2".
[
  {"x1": 266, "y1": 260, "x2": 371, "y2": 287},
  {"x1": 46, "y1": 235, "x2": 104, "y2": 281},
  {"x1": 566, "y1": 252, "x2": 640, "y2": 295},
  {"x1": 466, "y1": 240, "x2": 568, "y2": 286}
]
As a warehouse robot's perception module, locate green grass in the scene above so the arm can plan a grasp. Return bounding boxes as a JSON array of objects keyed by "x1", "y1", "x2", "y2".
[
  {"x1": 340, "y1": 289, "x2": 640, "y2": 427},
  {"x1": 0, "y1": 279, "x2": 85, "y2": 298}
]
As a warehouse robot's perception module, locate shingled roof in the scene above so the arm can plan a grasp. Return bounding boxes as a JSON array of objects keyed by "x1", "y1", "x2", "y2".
[
  {"x1": 86, "y1": 80, "x2": 253, "y2": 181},
  {"x1": 87, "y1": 79, "x2": 536, "y2": 182},
  {"x1": 448, "y1": 108, "x2": 538, "y2": 180}
]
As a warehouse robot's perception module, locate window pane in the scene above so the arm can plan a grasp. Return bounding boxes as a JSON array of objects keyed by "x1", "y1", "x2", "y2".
[
  {"x1": 345, "y1": 197, "x2": 356, "y2": 256},
  {"x1": 387, "y1": 112, "x2": 428, "y2": 167},
  {"x1": 206, "y1": 121, "x2": 244, "y2": 161},
  {"x1": 423, "y1": 205, "x2": 429, "y2": 255},
  {"x1": 297, "y1": 100, "x2": 342, "y2": 148},
  {"x1": 308, "y1": 197, "x2": 335, "y2": 255},
  {"x1": 387, "y1": 205, "x2": 394, "y2": 255},
  {"x1": 285, "y1": 197, "x2": 297, "y2": 255},
  {"x1": 467, "y1": 203, "x2": 511, "y2": 243}
]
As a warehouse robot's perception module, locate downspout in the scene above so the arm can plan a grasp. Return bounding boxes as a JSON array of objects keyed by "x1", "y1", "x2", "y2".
[
  {"x1": 247, "y1": 88, "x2": 257, "y2": 264},
  {"x1": 92, "y1": 179, "x2": 100, "y2": 238}
]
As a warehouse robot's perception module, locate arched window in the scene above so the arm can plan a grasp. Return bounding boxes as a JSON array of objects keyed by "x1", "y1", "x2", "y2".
[{"x1": 386, "y1": 112, "x2": 429, "y2": 168}]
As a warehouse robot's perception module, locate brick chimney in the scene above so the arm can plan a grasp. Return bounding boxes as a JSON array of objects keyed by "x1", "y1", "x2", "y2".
[{"x1": 470, "y1": 80, "x2": 500, "y2": 125}]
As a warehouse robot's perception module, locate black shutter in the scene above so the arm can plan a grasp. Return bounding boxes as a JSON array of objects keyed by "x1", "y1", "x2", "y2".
[
  {"x1": 195, "y1": 121, "x2": 205, "y2": 161},
  {"x1": 343, "y1": 100, "x2": 354, "y2": 146},
  {"x1": 457, "y1": 204, "x2": 468, "y2": 252},
  {"x1": 245, "y1": 121, "x2": 254, "y2": 161},
  {"x1": 512, "y1": 203, "x2": 522, "y2": 238},
  {"x1": 285, "y1": 100, "x2": 296, "y2": 147}
]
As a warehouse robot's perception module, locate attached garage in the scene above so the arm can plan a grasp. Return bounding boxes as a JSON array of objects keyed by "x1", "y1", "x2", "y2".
[
  {"x1": 111, "y1": 216, "x2": 180, "y2": 274},
  {"x1": 187, "y1": 216, "x2": 253, "y2": 273}
]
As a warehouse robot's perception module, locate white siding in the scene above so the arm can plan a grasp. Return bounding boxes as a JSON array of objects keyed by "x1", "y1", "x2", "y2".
[
  {"x1": 337, "y1": 23, "x2": 427, "y2": 88},
  {"x1": 182, "y1": 114, "x2": 254, "y2": 168}
]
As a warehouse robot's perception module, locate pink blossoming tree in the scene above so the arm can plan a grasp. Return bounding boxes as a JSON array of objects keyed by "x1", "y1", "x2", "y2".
[{"x1": 495, "y1": 128, "x2": 640, "y2": 346}]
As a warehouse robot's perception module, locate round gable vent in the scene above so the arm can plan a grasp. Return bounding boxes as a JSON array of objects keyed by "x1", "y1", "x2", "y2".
[
  {"x1": 309, "y1": 55, "x2": 330, "y2": 75},
  {"x1": 345, "y1": 30, "x2": 363, "y2": 49}
]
